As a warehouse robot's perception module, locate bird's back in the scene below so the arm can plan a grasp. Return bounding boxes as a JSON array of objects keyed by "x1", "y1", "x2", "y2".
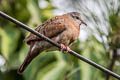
[{"x1": 24, "y1": 14, "x2": 79, "y2": 45}]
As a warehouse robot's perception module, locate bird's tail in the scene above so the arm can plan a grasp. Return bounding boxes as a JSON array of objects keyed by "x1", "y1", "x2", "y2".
[
  {"x1": 17, "y1": 51, "x2": 33, "y2": 74},
  {"x1": 17, "y1": 43, "x2": 41, "y2": 74}
]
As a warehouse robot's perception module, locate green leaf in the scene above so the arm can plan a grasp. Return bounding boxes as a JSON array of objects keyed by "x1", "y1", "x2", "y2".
[{"x1": 1, "y1": 26, "x2": 20, "y2": 59}]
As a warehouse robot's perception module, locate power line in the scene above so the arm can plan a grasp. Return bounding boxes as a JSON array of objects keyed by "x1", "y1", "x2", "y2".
[{"x1": 0, "y1": 11, "x2": 120, "y2": 79}]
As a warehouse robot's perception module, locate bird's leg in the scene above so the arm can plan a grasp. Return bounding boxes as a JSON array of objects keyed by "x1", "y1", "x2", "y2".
[
  {"x1": 66, "y1": 46, "x2": 71, "y2": 52},
  {"x1": 59, "y1": 44, "x2": 66, "y2": 51},
  {"x1": 59, "y1": 44, "x2": 71, "y2": 53}
]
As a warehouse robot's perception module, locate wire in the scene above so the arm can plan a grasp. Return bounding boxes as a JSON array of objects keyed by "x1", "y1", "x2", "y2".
[{"x1": 0, "y1": 11, "x2": 120, "y2": 79}]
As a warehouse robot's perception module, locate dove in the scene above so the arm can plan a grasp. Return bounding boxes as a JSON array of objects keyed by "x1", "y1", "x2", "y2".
[{"x1": 18, "y1": 12, "x2": 86, "y2": 74}]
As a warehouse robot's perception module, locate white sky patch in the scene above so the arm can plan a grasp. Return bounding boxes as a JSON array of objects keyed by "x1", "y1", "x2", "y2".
[
  {"x1": 0, "y1": 55, "x2": 5, "y2": 66},
  {"x1": 79, "y1": 28, "x2": 88, "y2": 42},
  {"x1": 52, "y1": 10, "x2": 64, "y2": 15},
  {"x1": 39, "y1": 0, "x2": 48, "y2": 9},
  {"x1": 117, "y1": 49, "x2": 120, "y2": 56}
]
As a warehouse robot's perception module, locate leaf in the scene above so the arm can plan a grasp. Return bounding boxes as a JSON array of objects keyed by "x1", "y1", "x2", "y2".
[
  {"x1": 1, "y1": 26, "x2": 20, "y2": 60},
  {"x1": 36, "y1": 61, "x2": 67, "y2": 80}
]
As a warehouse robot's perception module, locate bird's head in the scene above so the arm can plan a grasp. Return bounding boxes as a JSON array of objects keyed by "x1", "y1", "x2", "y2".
[{"x1": 68, "y1": 12, "x2": 87, "y2": 26}]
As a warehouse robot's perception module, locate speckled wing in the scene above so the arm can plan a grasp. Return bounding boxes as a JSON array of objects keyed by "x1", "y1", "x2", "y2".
[{"x1": 24, "y1": 17, "x2": 66, "y2": 45}]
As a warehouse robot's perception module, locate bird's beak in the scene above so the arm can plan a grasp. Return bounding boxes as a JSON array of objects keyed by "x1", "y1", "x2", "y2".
[{"x1": 81, "y1": 20, "x2": 87, "y2": 26}]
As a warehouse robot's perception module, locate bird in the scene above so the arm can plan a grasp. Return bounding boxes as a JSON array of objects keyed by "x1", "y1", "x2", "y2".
[{"x1": 17, "y1": 12, "x2": 87, "y2": 74}]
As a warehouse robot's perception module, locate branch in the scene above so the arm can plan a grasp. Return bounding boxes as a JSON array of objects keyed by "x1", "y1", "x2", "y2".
[
  {"x1": 106, "y1": 49, "x2": 117, "y2": 80},
  {"x1": 0, "y1": 11, "x2": 120, "y2": 79}
]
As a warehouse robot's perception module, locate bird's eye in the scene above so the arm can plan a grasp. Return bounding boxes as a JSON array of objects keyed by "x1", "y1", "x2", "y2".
[{"x1": 76, "y1": 16, "x2": 79, "y2": 20}]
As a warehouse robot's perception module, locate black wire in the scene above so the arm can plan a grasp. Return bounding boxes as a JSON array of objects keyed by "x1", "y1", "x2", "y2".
[{"x1": 0, "y1": 11, "x2": 120, "y2": 79}]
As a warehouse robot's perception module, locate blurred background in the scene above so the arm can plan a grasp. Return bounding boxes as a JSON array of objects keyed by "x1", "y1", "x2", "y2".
[{"x1": 0, "y1": 0, "x2": 120, "y2": 80}]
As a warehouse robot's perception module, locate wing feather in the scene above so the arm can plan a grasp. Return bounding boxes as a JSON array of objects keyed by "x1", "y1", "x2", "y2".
[{"x1": 24, "y1": 17, "x2": 66, "y2": 45}]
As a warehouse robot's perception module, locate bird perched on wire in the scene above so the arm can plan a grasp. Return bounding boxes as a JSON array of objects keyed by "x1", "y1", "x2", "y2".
[{"x1": 18, "y1": 12, "x2": 87, "y2": 74}]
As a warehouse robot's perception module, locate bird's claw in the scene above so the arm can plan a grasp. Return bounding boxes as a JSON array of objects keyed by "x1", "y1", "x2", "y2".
[
  {"x1": 59, "y1": 44, "x2": 71, "y2": 53},
  {"x1": 66, "y1": 46, "x2": 71, "y2": 52}
]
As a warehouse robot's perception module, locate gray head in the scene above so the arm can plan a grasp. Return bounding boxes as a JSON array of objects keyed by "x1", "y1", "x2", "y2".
[{"x1": 68, "y1": 12, "x2": 87, "y2": 26}]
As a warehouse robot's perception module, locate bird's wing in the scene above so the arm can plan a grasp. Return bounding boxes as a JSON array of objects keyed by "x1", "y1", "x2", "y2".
[{"x1": 24, "y1": 17, "x2": 66, "y2": 45}]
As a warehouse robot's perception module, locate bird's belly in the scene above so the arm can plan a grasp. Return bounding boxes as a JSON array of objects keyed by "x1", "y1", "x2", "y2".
[
  {"x1": 36, "y1": 40, "x2": 58, "y2": 52},
  {"x1": 46, "y1": 46, "x2": 58, "y2": 51}
]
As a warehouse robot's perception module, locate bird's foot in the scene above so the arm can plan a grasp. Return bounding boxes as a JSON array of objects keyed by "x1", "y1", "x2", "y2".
[
  {"x1": 59, "y1": 44, "x2": 71, "y2": 53},
  {"x1": 66, "y1": 46, "x2": 71, "y2": 52}
]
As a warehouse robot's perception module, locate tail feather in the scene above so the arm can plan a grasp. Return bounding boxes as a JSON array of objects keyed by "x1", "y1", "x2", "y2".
[
  {"x1": 17, "y1": 57, "x2": 32, "y2": 74},
  {"x1": 18, "y1": 42, "x2": 37, "y2": 74},
  {"x1": 17, "y1": 49, "x2": 41, "y2": 74},
  {"x1": 18, "y1": 42, "x2": 42, "y2": 74}
]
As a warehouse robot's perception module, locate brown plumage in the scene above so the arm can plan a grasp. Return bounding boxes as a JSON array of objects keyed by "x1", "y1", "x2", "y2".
[{"x1": 18, "y1": 12, "x2": 86, "y2": 74}]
